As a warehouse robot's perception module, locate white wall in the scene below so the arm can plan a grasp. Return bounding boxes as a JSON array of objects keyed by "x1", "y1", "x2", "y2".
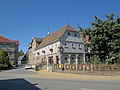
[{"x1": 36, "y1": 41, "x2": 60, "y2": 57}]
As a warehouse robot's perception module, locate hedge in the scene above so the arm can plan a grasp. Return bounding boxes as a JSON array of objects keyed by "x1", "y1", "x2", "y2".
[{"x1": 0, "y1": 64, "x2": 8, "y2": 70}]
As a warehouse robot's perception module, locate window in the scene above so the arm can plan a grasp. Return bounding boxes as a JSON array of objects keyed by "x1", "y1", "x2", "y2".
[
  {"x1": 6, "y1": 44, "x2": 10, "y2": 48},
  {"x1": 78, "y1": 55, "x2": 83, "y2": 64},
  {"x1": 65, "y1": 43, "x2": 67, "y2": 46},
  {"x1": 37, "y1": 52, "x2": 40, "y2": 55},
  {"x1": 65, "y1": 57, "x2": 67, "y2": 60},
  {"x1": 79, "y1": 44, "x2": 82, "y2": 49},
  {"x1": 42, "y1": 51, "x2": 45, "y2": 54},
  {"x1": 68, "y1": 32, "x2": 70, "y2": 35},
  {"x1": 65, "y1": 56, "x2": 69, "y2": 63},
  {"x1": 70, "y1": 56, "x2": 76, "y2": 63},
  {"x1": 50, "y1": 48, "x2": 53, "y2": 53},
  {"x1": 0, "y1": 44, "x2": 3, "y2": 49},
  {"x1": 75, "y1": 33, "x2": 77, "y2": 37},
  {"x1": 65, "y1": 43, "x2": 68, "y2": 48},
  {"x1": 72, "y1": 43, "x2": 75, "y2": 49},
  {"x1": 72, "y1": 57, "x2": 74, "y2": 60}
]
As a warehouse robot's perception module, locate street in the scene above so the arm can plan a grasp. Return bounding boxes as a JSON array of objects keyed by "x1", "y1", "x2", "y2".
[{"x1": 0, "y1": 67, "x2": 120, "y2": 90}]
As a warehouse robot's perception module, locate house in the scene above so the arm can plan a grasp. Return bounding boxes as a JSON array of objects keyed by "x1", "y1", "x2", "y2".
[
  {"x1": 18, "y1": 55, "x2": 27, "y2": 65},
  {"x1": 0, "y1": 36, "x2": 19, "y2": 66},
  {"x1": 35, "y1": 25, "x2": 85, "y2": 68},
  {"x1": 28, "y1": 37, "x2": 43, "y2": 66},
  {"x1": 82, "y1": 35, "x2": 93, "y2": 63}
]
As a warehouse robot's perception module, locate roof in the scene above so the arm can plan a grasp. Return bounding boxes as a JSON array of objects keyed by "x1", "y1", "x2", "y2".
[
  {"x1": 37, "y1": 25, "x2": 78, "y2": 49},
  {"x1": 34, "y1": 38, "x2": 43, "y2": 43},
  {"x1": 0, "y1": 36, "x2": 11, "y2": 42},
  {"x1": 30, "y1": 37, "x2": 43, "y2": 44},
  {"x1": 0, "y1": 36, "x2": 19, "y2": 45},
  {"x1": 11, "y1": 40, "x2": 19, "y2": 45}
]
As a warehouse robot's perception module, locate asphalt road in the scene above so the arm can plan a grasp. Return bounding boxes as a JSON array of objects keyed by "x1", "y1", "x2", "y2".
[{"x1": 0, "y1": 67, "x2": 120, "y2": 90}]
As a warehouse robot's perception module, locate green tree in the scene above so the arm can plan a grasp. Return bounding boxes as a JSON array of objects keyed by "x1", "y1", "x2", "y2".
[
  {"x1": 90, "y1": 14, "x2": 120, "y2": 64},
  {"x1": 18, "y1": 50, "x2": 24, "y2": 57},
  {"x1": 78, "y1": 14, "x2": 120, "y2": 64},
  {"x1": 0, "y1": 50, "x2": 9, "y2": 65},
  {"x1": 90, "y1": 55, "x2": 100, "y2": 64},
  {"x1": 26, "y1": 51, "x2": 29, "y2": 60},
  {"x1": 78, "y1": 25, "x2": 91, "y2": 37}
]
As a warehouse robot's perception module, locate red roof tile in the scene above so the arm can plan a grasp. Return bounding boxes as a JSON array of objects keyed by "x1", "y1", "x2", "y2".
[
  {"x1": 0, "y1": 36, "x2": 11, "y2": 42},
  {"x1": 0, "y1": 36, "x2": 19, "y2": 45},
  {"x1": 11, "y1": 40, "x2": 19, "y2": 45}
]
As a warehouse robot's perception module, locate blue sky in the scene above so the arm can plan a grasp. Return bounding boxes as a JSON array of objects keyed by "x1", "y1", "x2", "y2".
[{"x1": 0, "y1": 0, "x2": 119, "y2": 53}]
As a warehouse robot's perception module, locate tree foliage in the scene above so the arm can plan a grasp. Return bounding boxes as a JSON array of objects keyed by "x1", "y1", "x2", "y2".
[
  {"x1": 90, "y1": 55, "x2": 100, "y2": 64},
  {"x1": 79, "y1": 14, "x2": 120, "y2": 64},
  {"x1": 18, "y1": 50, "x2": 24, "y2": 57},
  {"x1": 0, "y1": 50, "x2": 9, "y2": 65},
  {"x1": 78, "y1": 25, "x2": 91, "y2": 36},
  {"x1": 26, "y1": 51, "x2": 29, "y2": 60}
]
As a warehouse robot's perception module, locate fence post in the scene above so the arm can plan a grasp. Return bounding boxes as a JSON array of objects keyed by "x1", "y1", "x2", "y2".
[
  {"x1": 91, "y1": 64, "x2": 93, "y2": 71},
  {"x1": 83, "y1": 64, "x2": 85, "y2": 71},
  {"x1": 76, "y1": 63, "x2": 78, "y2": 70}
]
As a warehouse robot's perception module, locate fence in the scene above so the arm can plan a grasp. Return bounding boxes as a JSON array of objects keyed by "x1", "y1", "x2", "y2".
[{"x1": 53, "y1": 64, "x2": 120, "y2": 71}]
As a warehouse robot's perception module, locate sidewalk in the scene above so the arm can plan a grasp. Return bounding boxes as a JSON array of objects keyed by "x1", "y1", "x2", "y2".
[{"x1": 35, "y1": 70, "x2": 120, "y2": 81}]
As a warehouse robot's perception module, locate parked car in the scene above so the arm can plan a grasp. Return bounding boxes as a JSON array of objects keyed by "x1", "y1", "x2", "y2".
[{"x1": 25, "y1": 64, "x2": 32, "y2": 70}]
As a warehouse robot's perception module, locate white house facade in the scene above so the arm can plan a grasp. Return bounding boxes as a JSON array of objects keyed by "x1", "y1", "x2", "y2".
[{"x1": 35, "y1": 25, "x2": 85, "y2": 67}]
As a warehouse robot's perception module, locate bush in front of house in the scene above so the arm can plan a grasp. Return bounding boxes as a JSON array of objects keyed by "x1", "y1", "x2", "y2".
[
  {"x1": 0, "y1": 50, "x2": 12, "y2": 70},
  {"x1": 0, "y1": 64, "x2": 8, "y2": 70}
]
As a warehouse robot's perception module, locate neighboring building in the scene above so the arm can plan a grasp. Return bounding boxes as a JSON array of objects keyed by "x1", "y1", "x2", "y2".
[
  {"x1": 82, "y1": 35, "x2": 89, "y2": 44},
  {"x1": 82, "y1": 35, "x2": 93, "y2": 63},
  {"x1": 0, "y1": 36, "x2": 19, "y2": 66},
  {"x1": 18, "y1": 55, "x2": 27, "y2": 65},
  {"x1": 36, "y1": 25, "x2": 85, "y2": 67},
  {"x1": 28, "y1": 37, "x2": 43, "y2": 66}
]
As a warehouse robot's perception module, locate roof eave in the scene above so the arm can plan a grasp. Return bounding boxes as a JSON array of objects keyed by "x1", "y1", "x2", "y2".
[{"x1": 36, "y1": 39, "x2": 59, "y2": 50}]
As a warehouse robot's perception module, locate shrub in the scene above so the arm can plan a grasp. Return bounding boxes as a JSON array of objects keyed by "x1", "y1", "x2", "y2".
[
  {"x1": 90, "y1": 55, "x2": 100, "y2": 64},
  {"x1": 0, "y1": 64, "x2": 8, "y2": 70}
]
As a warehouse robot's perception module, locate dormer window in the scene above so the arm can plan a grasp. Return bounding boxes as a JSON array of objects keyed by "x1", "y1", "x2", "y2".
[{"x1": 68, "y1": 32, "x2": 70, "y2": 35}]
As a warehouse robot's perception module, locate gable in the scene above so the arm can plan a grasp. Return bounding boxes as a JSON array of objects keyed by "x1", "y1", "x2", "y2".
[
  {"x1": 30, "y1": 37, "x2": 43, "y2": 45},
  {"x1": 60, "y1": 30, "x2": 84, "y2": 43},
  {"x1": 36, "y1": 25, "x2": 78, "y2": 49}
]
